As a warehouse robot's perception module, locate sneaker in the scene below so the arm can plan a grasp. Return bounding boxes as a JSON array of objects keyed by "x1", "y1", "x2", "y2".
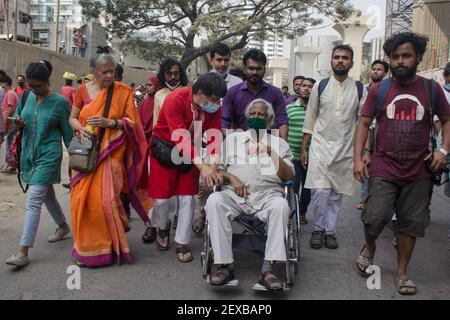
[
  {"x1": 6, "y1": 252, "x2": 29, "y2": 267},
  {"x1": 324, "y1": 234, "x2": 339, "y2": 249},
  {"x1": 310, "y1": 231, "x2": 324, "y2": 249},
  {"x1": 48, "y1": 225, "x2": 70, "y2": 242}
]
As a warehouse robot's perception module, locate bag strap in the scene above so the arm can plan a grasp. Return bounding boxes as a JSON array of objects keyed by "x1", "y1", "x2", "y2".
[
  {"x1": 98, "y1": 83, "x2": 114, "y2": 145},
  {"x1": 424, "y1": 78, "x2": 437, "y2": 150},
  {"x1": 355, "y1": 81, "x2": 364, "y2": 102},
  {"x1": 375, "y1": 77, "x2": 392, "y2": 118},
  {"x1": 318, "y1": 77, "x2": 330, "y2": 99}
]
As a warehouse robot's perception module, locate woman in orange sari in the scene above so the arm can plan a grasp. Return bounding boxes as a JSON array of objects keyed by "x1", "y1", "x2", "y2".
[{"x1": 68, "y1": 47, "x2": 151, "y2": 267}]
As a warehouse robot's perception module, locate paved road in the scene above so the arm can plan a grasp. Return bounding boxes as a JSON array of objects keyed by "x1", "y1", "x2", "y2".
[{"x1": 1, "y1": 155, "x2": 449, "y2": 300}]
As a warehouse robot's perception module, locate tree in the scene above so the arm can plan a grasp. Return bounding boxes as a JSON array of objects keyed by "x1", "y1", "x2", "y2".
[{"x1": 79, "y1": 0, "x2": 356, "y2": 69}]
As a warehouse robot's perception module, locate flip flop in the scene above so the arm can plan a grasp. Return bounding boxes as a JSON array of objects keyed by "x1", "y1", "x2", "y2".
[
  {"x1": 356, "y1": 244, "x2": 375, "y2": 277},
  {"x1": 156, "y1": 220, "x2": 171, "y2": 251},
  {"x1": 396, "y1": 277, "x2": 417, "y2": 295},
  {"x1": 176, "y1": 245, "x2": 193, "y2": 263}
]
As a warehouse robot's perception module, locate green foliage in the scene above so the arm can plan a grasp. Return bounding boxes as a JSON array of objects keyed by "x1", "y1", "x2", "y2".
[{"x1": 80, "y1": 0, "x2": 355, "y2": 69}]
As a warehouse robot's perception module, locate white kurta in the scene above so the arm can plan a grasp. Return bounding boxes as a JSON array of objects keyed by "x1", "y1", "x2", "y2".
[{"x1": 302, "y1": 76, "x2": 367, "y2": 196}]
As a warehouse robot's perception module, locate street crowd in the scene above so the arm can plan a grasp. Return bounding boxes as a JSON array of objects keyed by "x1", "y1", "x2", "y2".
[{"x1": 1, "y1": 31, "x2": 450, "y2": 296}]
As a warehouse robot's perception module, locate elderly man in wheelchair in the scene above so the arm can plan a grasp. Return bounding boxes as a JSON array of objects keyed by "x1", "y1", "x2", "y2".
[{"x1": 203, "y1": 98, "x2": 296, "y2": 290}]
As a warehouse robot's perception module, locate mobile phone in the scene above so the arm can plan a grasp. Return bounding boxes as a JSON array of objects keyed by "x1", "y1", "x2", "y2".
[{"x1": 6, "y1": 116, "x2": 17, "y2": 121}]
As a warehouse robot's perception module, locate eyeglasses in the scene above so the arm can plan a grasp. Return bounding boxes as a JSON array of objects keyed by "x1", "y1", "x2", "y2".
[{"x1": 165, "y1": 71, "x2": 180, "y2": 77}]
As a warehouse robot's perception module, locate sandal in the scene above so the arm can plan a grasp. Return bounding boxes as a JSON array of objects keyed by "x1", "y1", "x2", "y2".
[
  {"x1": 192, "y1": 211, "x2": 206, "y2": 234},
  {"x1": 299, "y1": 216, "x2": 308, "y2": 225},
  {"x1": 210, "y1": 265, "x2": 235, "y2": 286},
  {"x1": 176, "y1": 245, "x2": 193, "y2": 263},
  {"x1": 259, "y1": 271, "x2": 283, "y2": 290},
  {"x1": 156, "y1": 220, "x2": 171, "y2": 251},
  {"x1": 356, "y1": 244, "x2": 376, "y2": 277},
  {"x1": 142, "y1": 226, "x2": 157, "y2": 244},
  {"x1": 396, "y1": 277, "x2": 417, "y2": 295}
]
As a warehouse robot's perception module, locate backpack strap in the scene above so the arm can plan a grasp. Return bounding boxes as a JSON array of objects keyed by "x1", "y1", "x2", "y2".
[
  {"x1": 318, "y1": 77, "x2": 330, "y2": 98},
  {"x1": 375, "y1": 77, "x2": 393, "y2": 118},
  {"x1": 424, "y1": 78, "x2": 437, "y2": 150},
  {"x1": 355, "y1": 81, "x2": 364, "y2": 101}
]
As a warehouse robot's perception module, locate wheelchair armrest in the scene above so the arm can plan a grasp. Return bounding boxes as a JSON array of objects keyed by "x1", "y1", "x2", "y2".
[{"x1": 282, "y1": 181, "x2": 293, "y2": 187}]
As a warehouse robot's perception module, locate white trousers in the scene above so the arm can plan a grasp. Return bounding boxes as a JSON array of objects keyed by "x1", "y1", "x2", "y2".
[
  {"x1": 152, "y1": 196, "x2": 195, "y2": 245},
  {"x1": 310, "y1": 188, "x2": 343, "y2": 235},
  {"x1": 205, "y1": 192, "x2": 290, "y2": 265}
]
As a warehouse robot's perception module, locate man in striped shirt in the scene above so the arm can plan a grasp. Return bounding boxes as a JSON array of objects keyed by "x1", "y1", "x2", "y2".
[{"x1": 286, "y1": 78, "x2": 316, "y2": 225}]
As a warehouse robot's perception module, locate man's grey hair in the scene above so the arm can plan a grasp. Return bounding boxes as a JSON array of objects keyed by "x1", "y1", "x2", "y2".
[
  {"x1": 89, "y1": 53, "x2": 116, "y2": 72},
  {"x1": 244, "y1": 98, "x2": 275, "y2": 127}
]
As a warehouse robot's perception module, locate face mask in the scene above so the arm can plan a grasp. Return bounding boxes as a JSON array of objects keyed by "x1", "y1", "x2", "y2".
[
  {"x1": 165, "y1": 81, "x2": 180, "y2": 91},
  {"x1": 211, "y1": 68, "x2": 228, "y2": 79},
  {"x1": 18, "y1": 82, "x2": 25, "y2": 88},
  {"x1": 247, "y1": 117, "x2": 267, "y2": 131},
  {"x1": 200, "y1": 101, "x2": 220, "y2": 113},
  {"x1": 444, "y1": 83, "x2": 450, "y2": 92},
  {"x1": 0, "y1": 87, "x2": 4, "y2": 93}
]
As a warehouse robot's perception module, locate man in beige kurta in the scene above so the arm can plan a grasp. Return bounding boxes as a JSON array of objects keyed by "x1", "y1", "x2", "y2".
[{"x1": 301, "y1": 45, "x2": 367, "y2": 250}]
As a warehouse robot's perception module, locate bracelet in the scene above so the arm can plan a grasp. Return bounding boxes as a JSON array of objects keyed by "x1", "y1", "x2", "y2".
[
  {"x1": 438, "y1": 148, "x2": 448, "y2": 156},
  {"x1": 113, "y1": 119, "x2": 118, "y2": 129}
]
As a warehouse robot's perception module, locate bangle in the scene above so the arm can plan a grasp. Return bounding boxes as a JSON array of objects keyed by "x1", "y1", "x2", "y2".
[
  {"x1": 113, "y1": 119, "x2": 118, "y2": 129},
  {"x1": 438, "y1": 148, "x2": 448, "y2": 156}
]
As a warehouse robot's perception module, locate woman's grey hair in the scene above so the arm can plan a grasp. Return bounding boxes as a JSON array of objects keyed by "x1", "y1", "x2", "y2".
[
  {"x1": 89, "y1": 52, "x2": 116, "y2": 72},
  {"x1": 244, "y1": 98, "x2": 275, "y2": 127}
]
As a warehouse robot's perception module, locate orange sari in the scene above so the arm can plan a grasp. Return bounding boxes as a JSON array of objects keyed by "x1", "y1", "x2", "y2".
[{"x1": 70, "y1": 81, "x2": 151, "y2": 267}]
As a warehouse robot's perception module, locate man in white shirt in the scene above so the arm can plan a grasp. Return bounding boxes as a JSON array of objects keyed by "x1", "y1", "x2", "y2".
[
  {"x1": 209, "y1": 42, "x2": 243, "y2": 90},
  {"x1": 301, "y1": 44, "x2": 367, "y2": 250}
]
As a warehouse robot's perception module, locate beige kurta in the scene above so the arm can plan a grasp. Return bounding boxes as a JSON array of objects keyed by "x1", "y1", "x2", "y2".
[
  {"x1": 302, "y1": 76, "x2": 367, "y2": 196},
  {"x1": 219, "y1": 131, "x2": 295, "y2": 210},
  {"x1": 153, "y1": 88, "x2": 173, "y2": 126}
]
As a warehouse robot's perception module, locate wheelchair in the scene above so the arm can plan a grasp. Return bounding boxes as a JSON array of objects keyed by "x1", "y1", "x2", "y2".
[{"x1": 200, "y1": 183, "x2": 301, "y2": 291}]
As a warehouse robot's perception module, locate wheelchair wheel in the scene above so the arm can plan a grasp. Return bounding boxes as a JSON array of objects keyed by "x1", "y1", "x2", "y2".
[{"x1": 200, "y1": 223, "x2": 214, "y2": 281}]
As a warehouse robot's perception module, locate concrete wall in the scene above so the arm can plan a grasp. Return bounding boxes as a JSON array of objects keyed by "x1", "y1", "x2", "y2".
[{"x1": 0, "y1": 40, "x2": 151, "y2": 90}]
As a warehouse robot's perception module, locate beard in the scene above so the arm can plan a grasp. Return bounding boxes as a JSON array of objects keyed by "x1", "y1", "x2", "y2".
[
  {"x1": 371, "y1": 74, "x2": 383, "y2": 83},
  {"x1": 332, "y1": 65, "x2": 350, "y2": 76},
  {"x1": 247, "y1": 74, "x2": 262, "y2": 85},
  {"x1": 392, "y1": 63, "x2": 418, "y2": 83}
]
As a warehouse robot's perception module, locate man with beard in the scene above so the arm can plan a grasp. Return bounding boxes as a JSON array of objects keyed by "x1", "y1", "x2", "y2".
[
  {"x1": 354, "y1": 32, "x2": 450, "y2": 295},
  {"x1": 287, "y1": 78, "x2": 316, "y2": 225},
  {"x1": 285, "y1": 75, "x2": 305, "y2": 105},
  {"x1": 356, "y1": 59, "x2": 389, "y2": 210},
  {"x1": 221, "y1": 49, "x2": 288, "y2": 140},
  {"x1": 301, "y1": 44, "x2": 367, "y2": 250},
  {"x1": 153, "y1": 58, "x2": 188, "y2": 126}
]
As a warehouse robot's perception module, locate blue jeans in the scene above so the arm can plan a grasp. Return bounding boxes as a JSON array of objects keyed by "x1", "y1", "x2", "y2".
[
  {"x1": 20, "y1": 185, "x2": 67, "y2": 248},
  {"x1": 292, "y1": 159, "x2": 311, "y2": 216}
]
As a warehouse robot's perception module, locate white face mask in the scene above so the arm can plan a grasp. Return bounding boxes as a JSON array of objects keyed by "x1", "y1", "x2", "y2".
[
  {"x1": 165, "y1": 81, "x2": 180, "y2": 91},
  {"x1": 211, "y1": 68, "x2": 228, "y2": 79}
]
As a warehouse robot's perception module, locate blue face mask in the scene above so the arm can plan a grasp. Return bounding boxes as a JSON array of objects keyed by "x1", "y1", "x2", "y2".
[{"x1": 200, "y1": 101, "x2": 220, "y2": 113}]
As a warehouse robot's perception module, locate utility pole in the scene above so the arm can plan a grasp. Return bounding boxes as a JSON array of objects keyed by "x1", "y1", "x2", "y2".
[
  {"x1": 13, "y1": 0, "x2": 17, "y2": 42},
  {"x1": 55, "y1": 0, "x2": 60, "y2": 52},
  {"x1": 1, "y1": 0, "x2": 9, "y2": 40}
]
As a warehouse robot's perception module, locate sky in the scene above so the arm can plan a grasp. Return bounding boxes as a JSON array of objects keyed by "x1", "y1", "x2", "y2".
[{"x1": 306, "y1": 0, "x2": 387, "y2": 41}]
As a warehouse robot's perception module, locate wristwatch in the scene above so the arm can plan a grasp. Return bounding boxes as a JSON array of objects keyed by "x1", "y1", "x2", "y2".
[{"x1": 438, "y1": 148, "x2": 448, "y2": 156}]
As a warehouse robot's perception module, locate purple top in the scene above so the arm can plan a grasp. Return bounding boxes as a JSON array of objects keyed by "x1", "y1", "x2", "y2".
[
  {"x1": 221, "y1": 81, "x2": 288, "y2": 130},
  {"x1": 284, "y1": 95, "x2": 297, "y2": 105}
]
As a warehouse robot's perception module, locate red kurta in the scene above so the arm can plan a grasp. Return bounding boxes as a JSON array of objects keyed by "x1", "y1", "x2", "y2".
[{"x1": 149, "y1": 87, "x2": 221, "y2": 199}]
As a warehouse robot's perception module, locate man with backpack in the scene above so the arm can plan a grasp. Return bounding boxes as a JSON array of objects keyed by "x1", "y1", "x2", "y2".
[
  {"x1": 354, "y1": 32, "x2": 450, "y2": 295},
  {"x1": 301, "y1": 44, "x2": 367, "y2": 250}
]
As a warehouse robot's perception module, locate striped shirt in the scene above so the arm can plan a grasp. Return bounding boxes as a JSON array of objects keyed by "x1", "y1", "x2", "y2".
[{"x1": 287, "y1": 100, "x2": 307, "y2": 160}]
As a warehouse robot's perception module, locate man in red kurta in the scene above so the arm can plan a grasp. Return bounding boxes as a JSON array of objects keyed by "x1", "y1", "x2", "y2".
[{"x1": 149, "y1": 72, "x2": 227, "y2": 262}]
